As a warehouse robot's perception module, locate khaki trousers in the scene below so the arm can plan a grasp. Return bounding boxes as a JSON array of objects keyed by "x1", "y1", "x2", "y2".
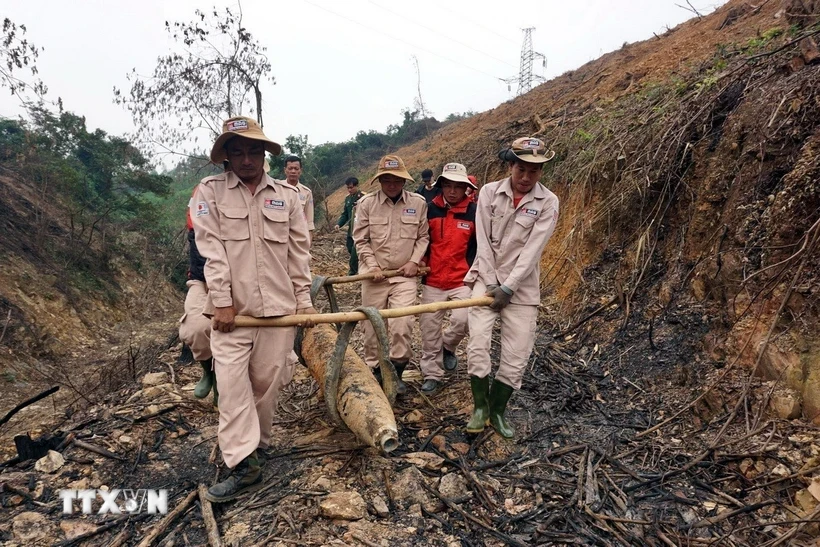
[
  {"x1": 418, "y1": 285, "x2": 471, "y2": 381},
  {"x1": 179, "y1": 280, "x2": 212, "y2": 362},
  {"x1": 211, "y1": 326, "x2": 295, "y2": 468},
  {"x1": 466, "y1": 281, "x2": 538, "y2": 390},
  {"x1": 361, "y1": 277, "x2": 417, "y2": 368}
]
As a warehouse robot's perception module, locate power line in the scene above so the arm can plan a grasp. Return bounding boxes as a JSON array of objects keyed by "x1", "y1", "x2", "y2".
[
  {"x1": 434, "y1": 3, "x2": 520, "y2": 44},
  {"x1": 299, "y1": 0, "x2": 509, "y2": 84},
  {"x1": 365, "y1": 0, "x2": 518, "y2": 70}
]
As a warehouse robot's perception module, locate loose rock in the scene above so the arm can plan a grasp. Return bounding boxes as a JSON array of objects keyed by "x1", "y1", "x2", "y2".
[
  {"x1": 34, "y1": 450, "x2": 65, "y2": 473},
  {"x1": 430, "y1": 435, "x2": 447, "y2": 452},
  {"x1": 797, "y1": 488, "x2": 819, "y2": 512},
  {"x1": 142, "y1": 372, "x2": 169, "y2": 386},
  {"x1": 13, "y1": 512, "x2": 56, "y2": 543},
  {"x1": 67, "y1": 478, "x2": 89, "y2": 490},
  {"x1": 319, "y1": 491, "x2": 367, "y2": 520},
  {"x1": 403, "y1": 451, "x2": 445, "y2": 471},
  {"x1": 451, "y1": 442, "x2": 470, "y2": 456},
  {"x1": 480, "y1": 475, "x2": 503, "y2": 494},
  {"x1": 60, "y1": 520, "x2": 99, "y2": 540},
  {"x1": 391, "y1": 465, "x2": 441, "y2": 512},
  {"x1": 770, "y1": 390, "x2": 802, "y2": 420},
  {"x1": 372, "y1": 495, "x2": 390, "y2": 517},
  {"x1": 439, "y1": 473, "x2": 470, "y2": 500}
]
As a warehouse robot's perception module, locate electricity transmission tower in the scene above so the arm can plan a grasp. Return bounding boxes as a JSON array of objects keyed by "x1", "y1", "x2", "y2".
[{"x1": 501, "y1": 27, "x2": 546, "y2": 96}]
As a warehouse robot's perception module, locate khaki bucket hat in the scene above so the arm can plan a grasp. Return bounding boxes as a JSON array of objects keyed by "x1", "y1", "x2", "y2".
[
  {"x1": 500, "y1": 137, "x2": 556, "y2": 164},
  {"x1": 210, "y1": 116, "x2": 282, "y2": 163},
  {"x1": 369, "y1": 155, "x2": 414, "y2": 185},
  {"x1": 435, "y1": 162, "x2": 476, "y2": 189}
]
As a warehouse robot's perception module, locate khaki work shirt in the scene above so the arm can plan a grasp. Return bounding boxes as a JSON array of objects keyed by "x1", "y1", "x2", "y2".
[
  {"x1": 465, "y1": 177, "x2": 559, "y2": 306},
  {"x1": 353, "y1": 189, "x2": 429, "y2": 281},
  {"x1": 293, "y1": 181, "x2": 315, "y2": 231},
  {"x1": 191, "y1": 172, "x2": 313, "y2": 317}
]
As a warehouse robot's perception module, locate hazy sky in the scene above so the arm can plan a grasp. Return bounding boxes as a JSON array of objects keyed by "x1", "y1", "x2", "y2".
[{"x1": 1, "y1": 0, "x2": 727, "y2": 155}]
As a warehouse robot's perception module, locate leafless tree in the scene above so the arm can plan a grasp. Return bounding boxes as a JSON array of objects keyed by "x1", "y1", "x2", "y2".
[
  {"x1": 114, "y1": 4, "x2": 274, "y2": 157},
  {"x1": 1, "y1": 18, "x2": 47, "y2": 103}
]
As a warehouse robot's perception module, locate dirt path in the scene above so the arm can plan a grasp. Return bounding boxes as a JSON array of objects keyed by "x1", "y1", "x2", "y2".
[{"x1": 1, "y1": 232, "x2": 819, "y2": 546}]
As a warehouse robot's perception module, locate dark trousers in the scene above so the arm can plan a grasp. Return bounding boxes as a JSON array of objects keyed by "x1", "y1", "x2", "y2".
[{"x1": 346, "y1": 235, "x2": 358, "y2": 275}]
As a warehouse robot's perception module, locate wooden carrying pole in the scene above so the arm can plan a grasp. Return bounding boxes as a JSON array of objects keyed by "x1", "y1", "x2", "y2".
[
  {"x1": 323, "y1": 267, "x2": 430, "y2": 285},
  {"x1": 238, "y1": 295, "x2": 492, "y2": 452},
  {"x1": 234, "y1": 296, "x2": 494, "y2": 328}
]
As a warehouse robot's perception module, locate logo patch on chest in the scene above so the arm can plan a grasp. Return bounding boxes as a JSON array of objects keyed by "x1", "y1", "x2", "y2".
[
  {"x1": 457, "y1": 221, "x2": 471, "y2": 230},
  {"x1": 518, "y1": 208, "x2": 539, "y2": 217},
  {"x1": 402, "y1": 208, "x2": 416, "y2": 216},
  {"x1": 264, "y1": 199, "x2": 286, "y2": 210}
]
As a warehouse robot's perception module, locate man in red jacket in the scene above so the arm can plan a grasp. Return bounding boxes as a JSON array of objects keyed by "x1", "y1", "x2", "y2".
[{"x1": 418, "y1": 163, "x2": 477, "y2": 393}]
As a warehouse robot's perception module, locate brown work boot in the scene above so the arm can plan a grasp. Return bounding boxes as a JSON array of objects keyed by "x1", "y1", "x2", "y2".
[{"x1": 205, "y1": 450, "x2": 262, "y2": 503}]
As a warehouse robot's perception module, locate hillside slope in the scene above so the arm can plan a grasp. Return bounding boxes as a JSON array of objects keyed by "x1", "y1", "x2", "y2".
[
  {"x1": 329, "y1": 0, "x2": 820, "y2": 419},
  {"x1": 0, "y1": 169, "x2": 181, "y2": 437}
]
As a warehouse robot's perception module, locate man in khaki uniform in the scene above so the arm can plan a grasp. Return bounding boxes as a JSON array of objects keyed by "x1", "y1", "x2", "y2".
[
  {"x1": 464, "y1": 137, "x2": 559, "y2": 438},
  {"x1": 192, "y1": 116, "x2": 316, "y2": 502},
  {"x1": 283, "y1": 155, "x2": 315, "y2": 240},
  {"x1": 179, "y1": 186, "x2": 217, "y2": 405},
  {"x1": 353, "y1": 155, "x2": 429, "y2": 394},
  {"x1": 283, "y1": 155, "x2": 313, "y2": 369}
]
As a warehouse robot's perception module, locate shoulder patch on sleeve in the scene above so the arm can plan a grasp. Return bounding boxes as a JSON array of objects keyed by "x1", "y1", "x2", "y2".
[
  {"x1": 195, "y1": 201, "x2": 210, "y2": 217},
  {"x1": 200, "y1": 173, "x2": 227, "y2": 186}
]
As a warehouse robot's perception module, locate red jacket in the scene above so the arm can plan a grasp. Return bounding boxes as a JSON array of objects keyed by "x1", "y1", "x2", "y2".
[
  {"x1": 186, "y1": 185, "x2": 197, "y2": 231},
  {"x1": 423, "y1": 194, "x2": 477, "y2": 290}
]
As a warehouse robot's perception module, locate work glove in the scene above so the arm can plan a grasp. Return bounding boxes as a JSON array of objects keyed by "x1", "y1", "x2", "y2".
[{"x1": 486, "y1": 285, "x2": 513, "y2": 311}]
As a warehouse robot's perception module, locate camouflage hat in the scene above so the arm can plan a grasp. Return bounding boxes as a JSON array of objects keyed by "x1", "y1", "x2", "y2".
[
  {"x1": 369, "y1": 155, "x2": 414, "y2": 185},
  {"x1": 505, "y1": 137, "x2": 556, "y2": 164},
  {"x1": 210, "y1": 116, "x2": 282, "y2": 163}
]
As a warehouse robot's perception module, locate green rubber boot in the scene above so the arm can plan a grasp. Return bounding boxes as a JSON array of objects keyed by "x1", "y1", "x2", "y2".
[
  {"x1": 212, "y1": 373, "x2": 219, "y2": 409},
  {"x1": 194, "y1": 358, "x2": 214, "y2": 399},
  {"x1": 465, "y1": 375, "x2": 490, "y2": 434},
  {"x1": 204, "y1": 450, "x2": 262, "y2": 503},
  {"x1": 488, "y1": 379, "x2": 515, "y2": 439}
]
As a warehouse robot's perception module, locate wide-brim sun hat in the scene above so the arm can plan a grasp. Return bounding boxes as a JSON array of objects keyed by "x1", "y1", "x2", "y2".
[
  {"x1": 435, "y1": 162, "x2": 476, "y2": 189},
  {"x1": 499, "y1": 137, "x2": 556, "y2": 164},
  {"x1": 369, "y1": 154, "x2": 414, "y2": 185},
  {"x1": 210, "y1": 116, "x2": 282, "y2": 163}
]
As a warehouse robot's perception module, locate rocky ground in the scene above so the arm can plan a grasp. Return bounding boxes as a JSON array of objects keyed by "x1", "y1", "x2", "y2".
[
  {"x1": 2, "y1": 232, "x2": 820, "y2": 546},
  {"x1": 3, "y1": 2, "x2": 820, "y2": 544}
]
